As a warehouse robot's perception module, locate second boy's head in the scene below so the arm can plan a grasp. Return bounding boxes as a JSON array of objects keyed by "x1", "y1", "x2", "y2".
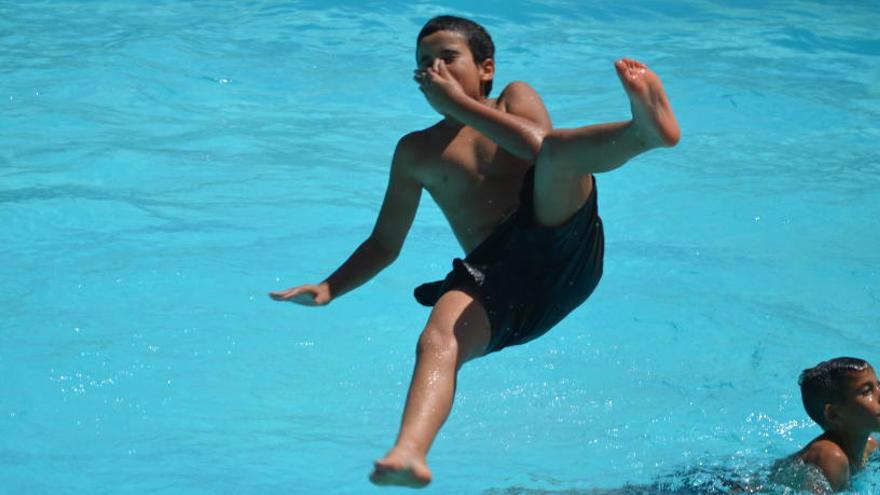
[
  {"x1": 799, "y1": 357, "x2": 880, "y2": 434},
  {"x1": 416, "y1": 15, "x2": 495, "y2": 99}
]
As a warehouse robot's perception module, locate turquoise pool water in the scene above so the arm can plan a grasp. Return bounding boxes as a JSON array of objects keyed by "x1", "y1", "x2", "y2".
[{"x1": 2, "y1": 1, "x2": 878, "y2": 493}]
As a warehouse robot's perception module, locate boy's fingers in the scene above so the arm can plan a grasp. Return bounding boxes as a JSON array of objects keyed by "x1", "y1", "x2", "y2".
[
  {"x1": 438, "y1": 60, "x2": 455, "y2": 80},
  {"x1": 269, "y1": 286, "x2": 310, "y2": 300},
  {"x1": 414, "y1": 72, "x2": 432, "y2": 89},
  {"x1": 269, "y1": 290, "x2": 293, "y2": 300},
  {"x1": 290, "y1": 293, "x2": 317, "y2": 306}
]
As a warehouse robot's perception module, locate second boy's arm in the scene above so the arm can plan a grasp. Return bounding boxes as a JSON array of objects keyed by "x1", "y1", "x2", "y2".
[
  {"x1": 419, "y1": 60, "x2": 551, "y2": 160},
  {"x1": 269, "y1": 139, "x2": 421, "y2": 305}
]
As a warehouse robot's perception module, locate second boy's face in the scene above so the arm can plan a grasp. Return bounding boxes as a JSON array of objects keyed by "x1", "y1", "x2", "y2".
[
  {"x1": 834, "y1": 367, "x2": 880, "y2": 433},
  {"x1": 416, "y1": 30, "x2": 493, "y2": 99}
]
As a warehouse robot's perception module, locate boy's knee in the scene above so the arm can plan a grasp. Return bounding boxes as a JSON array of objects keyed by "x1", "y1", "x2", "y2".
[
  {"x1": 537, "y1": 132, "x2": 565, "y2": 165},
  {"x1": 416, "y1": 324, "x2": 458, "y2": 360}
]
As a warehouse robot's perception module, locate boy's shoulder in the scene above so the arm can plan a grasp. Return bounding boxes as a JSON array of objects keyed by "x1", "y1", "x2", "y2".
[
  {"x1": 801, "y1": 437, "x2": 848, "y2": 463},
  {"x1": 494, "y1": 80, "x2": 543, "y2": 107},
  {"x1": 799, "y1": 438, "x2": 851, "y2": 489},
  {"x1": 390, "y1": 126, "x2": 448, "y2": 181},
  {"x1": 394, "y1": 124, "x2": 444, "y2": 162}
]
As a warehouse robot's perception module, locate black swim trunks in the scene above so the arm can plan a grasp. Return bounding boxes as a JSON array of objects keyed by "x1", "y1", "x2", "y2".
[{"x1": 414, "y1": 167, "x2": 604, "y2": 353}]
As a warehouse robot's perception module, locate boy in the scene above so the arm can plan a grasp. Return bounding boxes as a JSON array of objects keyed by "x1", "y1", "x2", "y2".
[
  {"x1": 774, "y1": 357, "x2": 880, "y2": 492},
  {"x1": 270, "y1": 15, "x2": 679, "y2": 487}
]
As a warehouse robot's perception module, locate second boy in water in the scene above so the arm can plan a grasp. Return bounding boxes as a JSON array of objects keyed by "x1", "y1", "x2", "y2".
[{"x1": 770, "y1": 357, "x2": 880, "y2": 493}]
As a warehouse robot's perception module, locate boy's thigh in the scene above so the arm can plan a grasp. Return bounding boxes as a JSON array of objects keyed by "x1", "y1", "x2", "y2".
[
  {"x1": 424, "y1": 285, "x2": 492, "y2": 363},
  {"x1": 532, "y1": 131, "x2": 594, "y2": 227}
]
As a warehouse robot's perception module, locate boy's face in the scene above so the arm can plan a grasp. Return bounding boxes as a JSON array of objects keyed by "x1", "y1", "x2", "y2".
[
  {"x1": 416, "y1": 30, "x2": 494, "y2": 99},
  {"x1": 828, "y1": 366, "x2": 880, "y2": 433}
]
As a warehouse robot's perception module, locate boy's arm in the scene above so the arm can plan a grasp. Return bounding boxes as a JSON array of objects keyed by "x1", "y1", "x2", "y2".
[
  {"x1": 418, "y1": 61, "x2": 551, "y2": 160},
  {"x1": 269, "y1": 138, "x2": 422, "y2": 306}
]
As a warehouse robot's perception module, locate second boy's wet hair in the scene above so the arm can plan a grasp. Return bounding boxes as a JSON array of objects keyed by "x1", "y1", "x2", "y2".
[
  {"x1": 417, "y1": 15, "x2": 495, "y2": 97},
  {"x1": 799, "y1": 357, "x2": 871, "y2": 428}
]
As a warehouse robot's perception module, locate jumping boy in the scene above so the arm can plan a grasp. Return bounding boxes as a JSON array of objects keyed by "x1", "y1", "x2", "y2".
[
  {"x1": 270, "y1": 15, "x2": 679, "y2": 487},
  {"x1": 772, "y1": 357, "x2": 880, "y2": 492}
]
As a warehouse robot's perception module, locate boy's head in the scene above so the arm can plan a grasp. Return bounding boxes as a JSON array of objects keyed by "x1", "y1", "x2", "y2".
[
  {"x1": 416, "y1": 15, "x2": 495, "y2": 98},
  {"x1": 799, "y1": 357, "x2": 880, "y2": 433}
]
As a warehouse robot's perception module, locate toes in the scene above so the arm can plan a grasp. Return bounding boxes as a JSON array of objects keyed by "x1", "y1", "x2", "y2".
[
  {"x1": 369, "y1": 465, "x2": 393, "y2": 485},
  {"x1": 615, "y1": 59, "x2": 646, "y2": 82},
  {"x1": 615, "y1": 58, "x2": 647, "y2": 79},
  {"x1": 617, "y1": 58, "x2": 645, "y2": 69}
]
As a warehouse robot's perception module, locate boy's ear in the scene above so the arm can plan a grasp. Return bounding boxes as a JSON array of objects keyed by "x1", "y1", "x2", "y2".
[
  {"x1": 824, "y1": 403, "x2": 840, "y2": 425},
  {"x1": 479, "y1": 57, "x2": 495, "y2": 82}
]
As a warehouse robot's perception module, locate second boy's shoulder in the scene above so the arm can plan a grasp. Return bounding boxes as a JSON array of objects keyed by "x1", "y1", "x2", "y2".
[
  {"x1": 800, "y1": 438, "x2": 848, "y2": 466},
  {"x1": 799, "y1": 438, "x2": 851, "y2": 490}
]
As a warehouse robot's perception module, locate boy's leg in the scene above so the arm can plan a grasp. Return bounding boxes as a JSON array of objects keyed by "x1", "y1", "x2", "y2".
[
  {"x1": 533, "y1": 58, "x2": 680, "y2": 227},
  {"x1": 370, "y1": 286, "x2": 492, "y2": 488}
]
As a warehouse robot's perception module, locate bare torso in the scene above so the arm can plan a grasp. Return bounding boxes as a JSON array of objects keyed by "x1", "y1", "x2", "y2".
[{"x1": 403, "y1": 99, "x2": 533, "y2": 253}]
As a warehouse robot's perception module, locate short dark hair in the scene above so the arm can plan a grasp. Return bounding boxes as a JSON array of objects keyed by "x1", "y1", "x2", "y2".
[
  {"x1": 417, "y1": 15, "x2": 495, "y2": 97},
  {"x1": 799, "y1": 357, "x2": 871, "y2": 428}
]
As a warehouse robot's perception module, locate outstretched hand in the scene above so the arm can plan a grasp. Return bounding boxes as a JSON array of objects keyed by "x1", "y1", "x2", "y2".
[
  {"x1": 414, "y1": 59, "x2": 468, "y2": 116},
  {"x1": 269, "y1": 282, "x2": 332, "y2": 306}
]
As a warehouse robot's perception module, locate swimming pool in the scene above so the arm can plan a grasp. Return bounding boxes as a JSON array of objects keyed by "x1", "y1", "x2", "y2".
[{"x1": 2, "y1": 0, "x2": 878, "y2": 493}]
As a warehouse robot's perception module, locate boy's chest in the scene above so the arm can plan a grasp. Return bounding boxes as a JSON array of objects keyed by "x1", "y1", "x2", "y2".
[{"x1": 417, "y1": 128, "x2": 521, "y2": 189}]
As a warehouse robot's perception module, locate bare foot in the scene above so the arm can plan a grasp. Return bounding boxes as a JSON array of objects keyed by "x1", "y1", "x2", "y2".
[
  {"x1": 369, "y1": 447, "x2": 432, "y2": 488},
  {"x1": 615, "y1": 58, "x2": 680, "y2": 147}
]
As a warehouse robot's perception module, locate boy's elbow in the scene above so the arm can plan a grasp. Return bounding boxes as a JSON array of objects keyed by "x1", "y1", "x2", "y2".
[
  {"x1": 367, "y1": 236, "x2": 402, "y2": 265},
  {"x1": 384, "y1": 246, "x2": 402, "y2": 264}
]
